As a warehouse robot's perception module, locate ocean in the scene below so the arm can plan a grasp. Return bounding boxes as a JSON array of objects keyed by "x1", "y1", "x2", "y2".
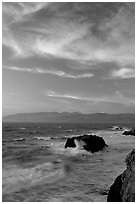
[{"x1": 2, "y1": 122, "x2": 135, "y2": 202}]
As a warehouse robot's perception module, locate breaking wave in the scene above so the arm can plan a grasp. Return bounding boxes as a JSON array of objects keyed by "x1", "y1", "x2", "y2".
[
  {"x1": 34, "y1": 136, "x2": 51, "y2": 141},
  {"x1": 3, "y1": 162, "x2": 64, "y2": 194}
]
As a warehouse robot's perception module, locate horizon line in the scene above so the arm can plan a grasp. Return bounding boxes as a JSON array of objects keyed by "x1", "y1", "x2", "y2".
[{"x1": 3, "y1": 111, "x2": 135, "y2": 118}]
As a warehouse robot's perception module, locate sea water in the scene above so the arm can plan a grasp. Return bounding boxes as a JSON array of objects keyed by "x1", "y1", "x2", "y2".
[{"x1": 2, "y1": 122, "x2": 135, "y2": 202}]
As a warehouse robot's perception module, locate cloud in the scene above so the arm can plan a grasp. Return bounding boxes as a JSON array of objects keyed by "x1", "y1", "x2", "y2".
[
  {"x1": 45, "y1": 90, "x2": 134, "y2": 106},
  {"x1": 3, "y1": 65, "x2": 94, "y2": 79},
  {"x1": 2, "y1": 2, "x2": 134, "y2": 70},
  {"x1": 2, "y1": 29, "x2": 23, "y2": 56},
  {"x1": 47, "y1": 90, "x2": 81, "y2": 100},
  {"x1": 106, "y1": 68, "x2": 135, "y2": 79},
  {"x1": 2, "y1": 2, "x2": 50, "y2": 24}
]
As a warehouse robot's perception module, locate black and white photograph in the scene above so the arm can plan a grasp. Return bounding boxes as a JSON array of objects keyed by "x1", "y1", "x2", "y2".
[{"x1": 2, "y1": 1, "x2": 135, "y2": 202}]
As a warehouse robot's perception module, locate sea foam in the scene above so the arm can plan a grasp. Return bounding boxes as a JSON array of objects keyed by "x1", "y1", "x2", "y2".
[{"x1": 3, "y1": 162, "x2": 64, "y2": 194}]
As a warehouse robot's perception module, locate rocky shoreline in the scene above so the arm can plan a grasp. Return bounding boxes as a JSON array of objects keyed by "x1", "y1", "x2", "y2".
[{"x1": 107, "y1": 149, "x2": 135, "y2": 202}]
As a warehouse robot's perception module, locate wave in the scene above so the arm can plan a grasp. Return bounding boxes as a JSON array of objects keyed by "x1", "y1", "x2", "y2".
[
  {"x1": 3, "y1": 162, "x2": 64, "y2": 195},
  {"x1": 13, "y1": 138, "x2": 25, "y2": 141},
  {"x1": 34, "y1": 136, "x2": 51, "y2": 141},
  {"x1": 49, "y1": 141, "x2": 92, "y2": 156},
  {"x1": 5, "y1": 129, "x2": 15, "y2": 132},
  {"x1": 66, "y1": 129, "x2": 74, "y2": 132},
  {"x1": 63, "y1": 134, "x2": 80, "y2": 139},
  {"x1": 65, "y1": 147, "x2": 91, "y2": 156},
  {"x1": 63, "y1": 133, "x2": 95, "y2": 139},
  {"x1": 29, "y1": 131, "x2": 39, "y2": 134}
]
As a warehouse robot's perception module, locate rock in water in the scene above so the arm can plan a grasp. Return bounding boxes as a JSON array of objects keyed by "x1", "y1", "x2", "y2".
[
  {"x1": 107, "y1": 149, "x2": 135, "y2": 202},
  {"x1": 122, "y1": 128, "x2": 135, "y2": 136},
  {"x1": 64, "y1": 134, "x2": 108, "y2": 153}
]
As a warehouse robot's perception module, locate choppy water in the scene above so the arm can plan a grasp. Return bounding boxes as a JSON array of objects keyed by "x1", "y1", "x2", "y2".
[{"x1": 2, "y1": 123, "x2": 135, "y2": 202}]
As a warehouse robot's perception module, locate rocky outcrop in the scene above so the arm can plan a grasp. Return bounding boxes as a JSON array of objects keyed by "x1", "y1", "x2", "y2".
[
  {"x1": 107, "y1": 149, "x2": 135, "y2": 202},
  {"x1": 64, "y1": 134, "x2": 108, "y2": 153},
  {"x1": 122, "y1": 128, "x2": 135, "y2": 136},
  {"x1": 112, "y1": 126, "x2": 123, "y2": 131}
]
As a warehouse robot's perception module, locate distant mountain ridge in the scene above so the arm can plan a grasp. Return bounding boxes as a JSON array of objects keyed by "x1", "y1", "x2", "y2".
[{"x1": 2, "y1": 112, "x2": 135, "y2": 123}]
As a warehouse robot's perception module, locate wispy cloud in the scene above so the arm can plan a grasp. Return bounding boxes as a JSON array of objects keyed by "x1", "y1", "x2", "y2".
[
  {"x1": 2, "y1": 2, "x2": 50, "y2": 24},
  {"x1": 45, "y1": 90, "x2": 134, "y2": 106},
  {"x1": 2, "y1": 2, "x2": 134, "y2": 71},
  {"x1": 2, "y1": 29, "x2": 23, "y2": 56},
  {"x1": 105, "y1": 68, "x2": 135, "y2": 79},
  {"x1": 3, "y1": 65, "x2": 94, "y2": 79}
]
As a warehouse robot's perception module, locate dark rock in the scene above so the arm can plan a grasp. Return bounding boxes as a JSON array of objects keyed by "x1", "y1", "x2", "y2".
[
  {"x1": 64, "y1": 134, "x2": 108, "y2": 153},
  {"x1": 112, "y1": 126, "x2": 123, "y2": 131},
  {"x1": 107, "y1": 174, "x2": 123, "y2": 202},
  {"x1": 65, "y1": 137, "x2": 77, "y2": 148},
  {"x1": 107, "y1": 149, "x2": 135, "y2": 202},
  {"x1": 122, "y1": 128, "x2": 135, "y2": 136}
]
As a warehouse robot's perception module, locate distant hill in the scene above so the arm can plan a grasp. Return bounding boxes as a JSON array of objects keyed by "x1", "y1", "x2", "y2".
[{"x1": 2, "y1": 112, "x2": 135, "y2": 124}]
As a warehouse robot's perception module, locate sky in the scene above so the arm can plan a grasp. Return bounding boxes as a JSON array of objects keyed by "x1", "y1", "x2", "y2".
[{"x1": 2, "y1": 2, "x2": 135, "y2": 116}]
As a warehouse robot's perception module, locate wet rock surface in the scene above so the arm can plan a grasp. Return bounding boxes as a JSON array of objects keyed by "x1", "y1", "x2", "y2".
[{"x1": 107, "y1": 149, "x2": 135, "y2": 202}]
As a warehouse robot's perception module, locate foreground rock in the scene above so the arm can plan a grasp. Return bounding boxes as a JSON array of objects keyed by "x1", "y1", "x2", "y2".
[
  {"x1": 64, "y1": 134, "x2": 108, "y2": 153},
  {"x1": 107, "y1": 149, "x2": 135, "y2": 202},
  {"x1": 122, "y1": 128, "x2": 135, "y2": 136}
]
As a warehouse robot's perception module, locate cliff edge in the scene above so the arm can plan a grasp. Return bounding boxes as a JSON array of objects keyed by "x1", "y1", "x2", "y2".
[{"x1": 107, "y1": 149, "x2": 135, "y2": 202}]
